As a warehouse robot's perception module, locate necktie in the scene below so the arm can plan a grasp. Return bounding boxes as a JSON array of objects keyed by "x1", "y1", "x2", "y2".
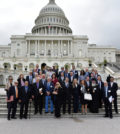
[
  {"x1": 87, "y1": 81, "x2": 89, "y2": 86},
  {"x1": 43, "y1": 80, "x2": 45, "y2": 85},
  {"x1": 66, "y1": 83, "x2": 68, "y2": 88},
  {"x1": 29, "y1": 76, "x2": 32, "y2": 84},
  {"x1": 16, "y1": 87, "x2": 18, "y2": 98},
  {"x1": 105, "y1": 87, "x2": 108, "y2": 97},
  {"x1": 47, "y1": 83, "x2": 50, "y2": 90},
  {"x1": 99, "y1": 81, "x2": 101, "y2": 89},
  {"x1": 111, "y1": 83, "x2": 113, "y2": 87},
  {"x1": 25, "y1": 87, "x2": 28, "y2": 93},
  {"x1": 37, "y1": 83, "x2": 39, "y2": 89}
]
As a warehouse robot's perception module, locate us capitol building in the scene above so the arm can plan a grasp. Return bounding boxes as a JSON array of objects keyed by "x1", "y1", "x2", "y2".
[{"x1": 0, "y1": 0, "x2": 117, "y2": 73}]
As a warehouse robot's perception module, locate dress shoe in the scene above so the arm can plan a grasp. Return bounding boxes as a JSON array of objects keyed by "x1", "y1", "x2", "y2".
[
  {"x1": 34, "y1": 112, "x2": 38, "y2": 115},
  {"x1": 110, "y1": 116, "x2": 113, "y2": 119},
  {"x1": 11, "y1": 117, "x2": 17, "y2": 119},
  {"x1": 7, "y1": 118, "x2": 10, "y2": 121},
  {"x1": 104, "y1": 115, "x2": 108, "y2": 118},
  {"x1": 24, "y1": 117, "x2": 27, "y2": 119}
]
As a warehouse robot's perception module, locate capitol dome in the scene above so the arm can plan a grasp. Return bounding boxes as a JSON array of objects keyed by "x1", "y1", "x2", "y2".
[{"x1": 32, "y1": 0, "x2": 72, "y2": 34}]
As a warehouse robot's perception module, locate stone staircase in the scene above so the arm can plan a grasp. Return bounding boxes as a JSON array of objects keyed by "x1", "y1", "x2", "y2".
[{"x1": 0, "y1": 93, "x2": 120, "y2": 118}]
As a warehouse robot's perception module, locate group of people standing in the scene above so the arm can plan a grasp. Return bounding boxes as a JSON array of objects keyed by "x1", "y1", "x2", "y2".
[{"x1": 5, "y1": 64, "x2": 119, "y2": 120}]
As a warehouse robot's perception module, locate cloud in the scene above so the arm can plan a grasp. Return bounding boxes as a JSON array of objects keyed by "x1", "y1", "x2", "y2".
[{"x1": 0, "y1": 0, "x2": 120, "y2": 48}]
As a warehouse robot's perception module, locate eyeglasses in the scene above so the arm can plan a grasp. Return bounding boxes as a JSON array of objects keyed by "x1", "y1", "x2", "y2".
[{"x1": 9, "y1": 79, "x2": 13, "y2": 80}]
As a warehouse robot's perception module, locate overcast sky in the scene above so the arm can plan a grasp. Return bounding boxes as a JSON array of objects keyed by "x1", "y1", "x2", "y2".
[{"x1": 0, "y1": 0, "x2": 120, "y2": 48}]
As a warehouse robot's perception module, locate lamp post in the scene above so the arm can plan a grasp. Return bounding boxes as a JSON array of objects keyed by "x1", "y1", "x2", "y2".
[
  {"x1": 4, "y1": 64, "x2": 7, "y2": 73},
  {"x1": 25, "y1": 66, "x2": 28, "y2": 74}
]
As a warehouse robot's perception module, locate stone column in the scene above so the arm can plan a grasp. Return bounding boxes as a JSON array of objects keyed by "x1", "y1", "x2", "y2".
[
  {"x1": 52, "y1": 40, "x2": 53, "y2": 57},
  {"x1": 29, "y1": 40, "x2": 30, "y2": 57},
  {"x1": 45, "y1": 40, "x2": 47, "y2": 56},
  {"x1": 71, "y1": 40, "x2": 73, "y2": 57},
  {"x1": 58, "y1": 40, "x2": 60, "y2": 57},
  {"x1": 27, "y1": 40, "x2": 29, "y2": 57},
  {"x1": 45, "y1": 27, "x2": 47, "y2": 35},
  {"x1": 56, "y1": 27, "x2": 57, "y2": 34},
  {"x1": 68, "y1": 40, "x2": 69, "y2": 56},
  {"x1": 38, "y1": 40, "x2": 40, "y2": 56},
  {"x1": 69, "y1": 40, "x2": 71, "y2": 55},
  {"x1": 35, "y1": 40, "x2": 37, "y2": 57},
  {"x1": 61, "y1": 40, "x2": 62, "y2": 56}
]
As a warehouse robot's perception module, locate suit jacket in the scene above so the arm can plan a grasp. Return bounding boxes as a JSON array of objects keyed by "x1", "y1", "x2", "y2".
[
  {"x1": 97, "y1": 81, "x2": 104, "y2": 93},
  {"x1": 44, "y1": 82, "x2": 54, "y2": 96},
  {"x1": 58, "y1": 77, "x2": 65, "y2": 87},
  {"x1": 85, "y1": 80, "x2": 92, "y2": 89},
  {"x1": 19, "y1": 86, "x2": 32, "y2": 102},
  {"x1": 102, "y1": 86, "x2": 114, "y2": 101},
  {"x1": 63, "y1": 82, "x2": 72, "y2": 97},
  {"x1": 72, "y1": 70, "x2": 78, "y2": 79},
  {"x1": 7, "y1": 86, "x2": 19, "y2": 101},
  {"x1": 68, "y1": 75, "x2": 75, "y2": 84},
  {"x1": 72, "y1": 84, "x2": 80, "y2": 97},
  {"x1": 33, "y1": 81, "x2": 45, "y2": 98},
  {"x1": 58, "y1": 71, "x2": 65, "y2": 77},
  {"x1": 64, "y1": 72, "x2": 69, "y2": 78},
  {"x1": 26, "y1": 75, "x2": 33, "y2": 85},
  {"x1": 108, "y1": 82, "x2": 118, "y2": 97}
]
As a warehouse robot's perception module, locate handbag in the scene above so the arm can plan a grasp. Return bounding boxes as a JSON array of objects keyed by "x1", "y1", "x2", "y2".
[{"x1": 84, "y1": 93, "x2": 92, "y2": 100}]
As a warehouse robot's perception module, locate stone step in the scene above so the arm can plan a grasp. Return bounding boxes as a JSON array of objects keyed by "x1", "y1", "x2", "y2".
[
  {"x1": 1, "y1": 103, "x2": 120, "y2": 109},
  {"x1": 0, "y1": 107, "x2": 119, "y2": 114},
  {"x1": 0, "y1": 112, "x2": 120, "y2": 118}
]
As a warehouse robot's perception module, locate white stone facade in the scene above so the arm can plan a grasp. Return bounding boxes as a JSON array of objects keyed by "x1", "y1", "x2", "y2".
[{"x1": 0, "y1": 0, "x2": 117, "y2": 72}]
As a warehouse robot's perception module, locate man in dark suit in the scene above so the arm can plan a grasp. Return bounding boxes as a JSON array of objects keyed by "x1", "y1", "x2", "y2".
[
  {"x1": 64, "y1": 68, "x2": 69, "y2": 78},
  {"x1": 68, "y1": 71, "x2": 74, "y2": 84},
  {"x1": 33, "y1": 76, "x2": 45, "y2": 115},
  {"x1": 85, "y1": 68, "x2": 90, "y2": 78},
  {"x1": 71, "y1": 65, "x2": 78, "y2": 79},
  {"x1": 109, "y1": 77, "x2": 118, "y2": 114},
  {"x1": 26, "y1": 71, "x2": 33, "y2": 86},
  {"x1": 97, "y1": 75, "x2": 104, "y2": 108},
  {"x1": 85, "y1": 76, "x2": 91, "y2": 88},
  {"x1": 19, "y1": 81, "x2": 32, "y2": 119},
  {"x1": 102, "y1": 82, "x2": 114, "y2": 118},
  {"x1": 7, "y1": 81, "x2": 19, "y2": 120},
  {"x1": 58, "y1": 72, "x2": 65, "y2": 86},
  {"x1": 58, "y1": 67, "x2": 64, "y2": 77},
  {"x1": 62, "y1": 77, "x2": 72, "y2": 114}
]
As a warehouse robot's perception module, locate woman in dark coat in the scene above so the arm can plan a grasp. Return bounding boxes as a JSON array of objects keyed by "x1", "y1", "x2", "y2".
[
  {"x1": 53, "y1": 82, "x2": 63, "y2": 118},
  {"x1": 90, "y1": 79, "x2": 99, "y2": 113},
  {"x1": 17, "y1": 74, "x2": 25, "y2": 89},
  {"x1": 80, "y1": 80, "x2": 91, "y2": 114},
  {"x1": 72, "y1": 79, "x2": 80, "y2": 113}
]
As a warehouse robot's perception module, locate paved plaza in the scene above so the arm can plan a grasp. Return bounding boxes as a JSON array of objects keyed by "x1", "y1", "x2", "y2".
[{"x1": 0, "y1": 117, "x2": 120, "y2": 134}]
